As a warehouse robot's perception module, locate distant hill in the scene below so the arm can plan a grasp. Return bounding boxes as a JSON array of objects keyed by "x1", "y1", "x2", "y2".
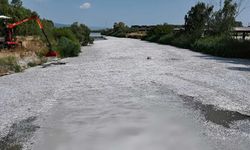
[
  {"x1": 90, "y1": 26, "x2": 108, "y2": 31},
  {"x1": 54, "y1": 23, "x2": 70, "y2": 28},
  {"x1": 54, "y1": 23, "x2": 107, "y2": 31}
]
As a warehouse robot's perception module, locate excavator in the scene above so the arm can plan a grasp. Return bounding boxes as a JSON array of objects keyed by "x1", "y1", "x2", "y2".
[{"x1": 1, "y1": 15, "x2": 57, "y2": 57}]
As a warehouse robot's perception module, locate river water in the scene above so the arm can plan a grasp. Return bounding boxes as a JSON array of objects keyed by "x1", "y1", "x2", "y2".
[{"x1": 0, "y1": 37, "x2": 250, "y2": 150}]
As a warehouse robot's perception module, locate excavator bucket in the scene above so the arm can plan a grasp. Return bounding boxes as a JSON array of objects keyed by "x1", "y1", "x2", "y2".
[{"x1": 46, "y1": 50, "x2": 58, "y2": 57}]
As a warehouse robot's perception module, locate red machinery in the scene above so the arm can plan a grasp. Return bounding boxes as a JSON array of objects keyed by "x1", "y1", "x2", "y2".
[{"x1": 5, "y1": 15, "x2": 57, "y2": 57}]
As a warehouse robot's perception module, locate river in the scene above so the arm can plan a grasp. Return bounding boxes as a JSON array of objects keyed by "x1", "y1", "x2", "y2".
[{"x1": 0, "y1": 37, "x2": 250, "y2": 150}]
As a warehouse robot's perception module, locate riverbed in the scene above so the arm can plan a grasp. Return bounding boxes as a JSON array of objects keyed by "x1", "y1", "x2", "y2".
[{"x1": 0, "y1": 37, "x2": 250, "y2": 150}]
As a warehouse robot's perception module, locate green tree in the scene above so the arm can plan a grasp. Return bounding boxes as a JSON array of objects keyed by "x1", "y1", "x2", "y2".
[
  {"x1": 0, "y1": 0, "x2": 11, "y2": 16},
  {"x1": 111, "y1": 22, "x2": 129, "y2": 37},
  {"x1": 11, "y1": 0, "x2": 22, "y2": 7},
  {"x1": 57, "y1": 37, "x2": 81, "y2": 57},
  {"x1": 113, "y1": 22, "x2": 129, "y2": 32},
  {"x1": 101, "y1": 22, "x2": 130, "y2": 37},
  {"x1": 147, "y1": 24, "x2": 173, "y2": 37},
  {"x1": 53, "y1": 27, "x2": 78, "y2": 42},
  {"x1": 211, "y1": 0, "x2": 237, "y2": 35},
  {"x1": 0, "y1": 0, "x2": 8, "y2": 6},
  {"x1": 184, "y1": 2, "x2": 213, "y2": 38},
  {"x1": 70, "y1": 22, "x2": 92, "y2": 46}
]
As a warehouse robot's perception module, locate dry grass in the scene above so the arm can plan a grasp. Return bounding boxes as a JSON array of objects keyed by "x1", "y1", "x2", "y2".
[
  {"x1": 126, "y1": 31, "x2": 147, "y2": 39},
  {"x1": 0, "y1": 36, "x2": 48, "y2": 58},
  {"x1": 0, "y1": 36, "x2": 48, "y2": 76},
  {"x1": 0, "y1": 56, "x2": 21, "y2": 76}
]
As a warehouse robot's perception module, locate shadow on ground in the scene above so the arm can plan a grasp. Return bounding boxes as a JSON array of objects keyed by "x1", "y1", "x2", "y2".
[
  {"x1": 180, "y1": 95, "x2": 250, "y2": 128},
  {"x1": 195, "y1": 55, "x2": 250, "y2": 66},
  {"x1": 227, "y1": 67, "x2": 250, "y2": 72},
  {"x1": 0, "y1": 116, "x2": 40, "y2": 150}
]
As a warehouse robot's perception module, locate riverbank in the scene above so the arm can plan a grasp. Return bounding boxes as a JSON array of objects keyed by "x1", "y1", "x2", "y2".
[
  {"x1": 102, "y1": 31, "x2": 250, "y2": 59},
  {"x1": 101, "y1": 32, "x2": 250, "y2": 59},
  {"x1": 101, "y1": 0, "x2": 250, "y2": 59},
  {"x1": 0, "y1": 55, "x2": 45, "y2": 77},
  {"x1": 142, "y1": 33, "x2": 250, "y2": 59},
  {"x1": 0, "y1": 36, "x2": 48, "y2": 76}
]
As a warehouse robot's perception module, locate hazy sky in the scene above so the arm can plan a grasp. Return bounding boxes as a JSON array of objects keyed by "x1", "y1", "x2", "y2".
[{"x1": 22, "y1": 0, "x2": 250, "y2": 27}]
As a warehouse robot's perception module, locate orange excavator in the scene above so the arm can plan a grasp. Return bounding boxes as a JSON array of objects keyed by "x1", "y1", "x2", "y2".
[{"x1": 3, "y1": 15, "x2": 57, "y2": 57}]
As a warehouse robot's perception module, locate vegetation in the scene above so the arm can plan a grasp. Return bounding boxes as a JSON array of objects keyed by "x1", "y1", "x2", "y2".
[
  {"x1": 184, "y1": 2, "x2": 213, "y2": 39},
  {"x1": 51, "y1": 23, "x2": 93, "y2": 57},
  {"x1": 192, "y1": 36, "x2": 250, "y2": 58},
  {"x1": 103, "y1": 0, "x2": 249, "y2": 58},
  {"x1": 0, "y1": 0, "x2": 46, "y2": 36},
  {"x1": 143, "y1": 0, "x2": 250, "y2": 59},
  {"x1": 57, "y1": 37, "x2": 81, "y2": 57},
  {"x1": 53, "y1": 27, "x2": 78, "y2": 43},
  {"x1": 0, "y1": 56, "x2": 21, "y2": 73},
  {"x1": 210, "y1": 0, "x2": 238, "y2": 35},
  {"x1": 70, "y1": 22, "x2": 93, "y2": 46},
  {"x1": 157, "y1": 33, "x2": 175, "y2": 44},
  {"x1": 147, "y1": 24, "x2": 173, "y2": 36},
  {"x1": 27, "y1": 62, "x2": 37, "y2": 67},
  {"x1": 0, "y1": 0, "x2": 92, "y2": 58},
  {"x1": 101, "y1": 22, "x2": 130, "y2": 37},
  {"x1": 144, "y1": 24, "x2": 174, "y2": 42},
  {"x1": 11, "y1": 0, "x2": 22, "y2": 8}
]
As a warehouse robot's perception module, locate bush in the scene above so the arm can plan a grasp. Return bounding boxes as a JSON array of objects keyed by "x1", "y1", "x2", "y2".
[
  {"x1": 158, "y1": 33, "x2": 175, "y2": 44},
  {"x1": 101, "y1": 29, "x2": 113, "y2": 36},
  {"x1": 53, "y1": 28, "x2": 78, "y2": 43},
  {"x1": 171, "y1": 34, "x2": 193, "y2": 49},
  {"x1": 70, "y1": 22, "x2": 92, "y2": 46},
  {"x1": 145, "y1": 35, "x2": 161, "y2": 42},
  {"x1": 111, "y1": 30, "x2": 126, "y2": 38},
  {"x1": 144, "y1": 24, "x2": 174, "y2": 43},
  {"x1": 228, "y1": 40, "x2": 250, "y2": 58},
  {"x1": 192, "y1": 36, "x2": 226, "y2": 54},
  {"x1": 0, "y1": 56, "x2": 21, "y2": 72},
  {"x1": 192, "y1": 36, "x2": 250, "y2": 58},
  {"x1": 147, "y1": 24, "x2": 173, "y2": 37},
  {"x1": 57, "y1": 37, "x2": 81, "y2": 57},
  {"x1": 101, "y1": 22, "x2": 131, "y2": 38},
  {"x1": 27, "y1": 62, "x2": 37, "y2": 67}
]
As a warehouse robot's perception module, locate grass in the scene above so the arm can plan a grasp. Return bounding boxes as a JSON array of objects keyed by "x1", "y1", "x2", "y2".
[
  {"x1": 158, "y1": 33, "x2": 175, "y2": 44},
  {"x1": 27, "y1": 62, "x2": 38, "y2": 67},
  {"x1": 192, "y1": 36, "x2": 250, "y2": 58},
  {"x1": 142, "y1": 32, "x2": 250, "y2": 59},
  {"x1": 57, "y1": 37, "x2": 81, "y2": 57},
  {"x1": 0, "y1": 56, "x2": 22, "y2": 73}
]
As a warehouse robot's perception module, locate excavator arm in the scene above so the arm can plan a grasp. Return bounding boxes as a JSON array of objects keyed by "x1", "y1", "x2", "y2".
[
  {"x1": 6, "y1": 16, "x2": 57, "y2": 57},
  {"x1": 7, "y1": 16, "x2": 39, "y2": 29}
]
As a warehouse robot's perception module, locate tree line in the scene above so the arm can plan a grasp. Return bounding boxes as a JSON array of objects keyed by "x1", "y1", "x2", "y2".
[{"x1": 102, "y1": 0, "x2": 250, "y2": 58}]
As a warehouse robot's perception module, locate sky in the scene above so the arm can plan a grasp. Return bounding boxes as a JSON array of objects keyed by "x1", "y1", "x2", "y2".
[{"x1": 22, "y1": 0, "x2": 250, "y2": 27}]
